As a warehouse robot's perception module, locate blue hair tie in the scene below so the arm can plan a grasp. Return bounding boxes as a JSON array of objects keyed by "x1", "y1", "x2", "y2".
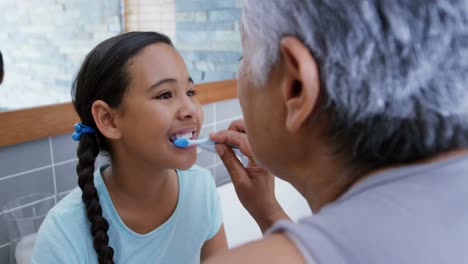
[{"x1": 72, "y1": 123, "x2": 96, "y2": 141}]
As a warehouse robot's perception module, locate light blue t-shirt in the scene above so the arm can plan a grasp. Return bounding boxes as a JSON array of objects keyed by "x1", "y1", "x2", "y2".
[{"x1": 32, "y1": 165, "x2": 223, "y2": 264}]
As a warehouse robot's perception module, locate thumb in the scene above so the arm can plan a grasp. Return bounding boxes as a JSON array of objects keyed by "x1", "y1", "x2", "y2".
[{"x1": 215, "y1": 144, "x2": 247, "y2": 186}]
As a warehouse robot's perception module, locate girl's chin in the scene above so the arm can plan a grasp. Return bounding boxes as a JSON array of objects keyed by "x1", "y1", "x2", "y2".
[
  {"x1": 177, "y1": 162, "x2": 195, "y2": 171},
  {"x1": 175, "y1": 156, "x2": 197, "y2": 170}
]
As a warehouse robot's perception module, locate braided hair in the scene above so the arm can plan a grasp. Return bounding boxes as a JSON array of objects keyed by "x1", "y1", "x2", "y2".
[{"x1": 71, "y1": 32, "x2": 173, "y2": 263}]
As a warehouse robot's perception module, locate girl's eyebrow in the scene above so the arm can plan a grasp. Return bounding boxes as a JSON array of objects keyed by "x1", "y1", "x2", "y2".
[{"x1": 147, "y1": 77, "x2": 193, "y2": 92}]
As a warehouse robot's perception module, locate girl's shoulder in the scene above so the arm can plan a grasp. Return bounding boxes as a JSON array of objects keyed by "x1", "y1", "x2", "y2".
[
  {"x1": 175, "y1": 165, "x2": 222, "y2": 233},
  {"x1": 176, "y1": 164, "x2": 218, "y2": 205},
  {"x1": 178, "y1": 164, "x2": 216, "y2": 186},
  {"x1": 49, "y1": 188, "x2": 85, "y2": 215},
  {"x1": 43, "y1": 187, "x2": 88, "y2": 228},
  {"x1": 33, "y1": 188, "x2": 92, "y2": 263},
  {"x1": 183, "y1": 164, "x2": 211, "y2": 175}
]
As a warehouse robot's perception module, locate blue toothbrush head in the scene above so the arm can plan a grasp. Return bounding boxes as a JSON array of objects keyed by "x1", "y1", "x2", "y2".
[{"x1": 173, "y1": 138, "x2": 190, "y2": 148}]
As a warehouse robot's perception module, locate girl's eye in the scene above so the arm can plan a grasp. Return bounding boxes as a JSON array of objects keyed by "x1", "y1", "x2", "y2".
[
  {"x1": 187, "y1": 90, "x2": 197, "y2": 97},
  {"x1": 156, "y1": 92, "x2": 172, "y2": 99},
  {"x1": 238, "y1": 56, "x2": 243, "y2": 62}
]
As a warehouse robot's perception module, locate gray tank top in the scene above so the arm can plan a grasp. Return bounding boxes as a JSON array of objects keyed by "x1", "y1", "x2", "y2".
[{"x1": 268, "y1": 154, "x2": 468, "y2": 264}]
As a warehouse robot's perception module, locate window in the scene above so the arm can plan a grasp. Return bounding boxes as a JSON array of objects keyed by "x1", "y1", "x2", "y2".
[{"x1": 124, "y1": 0, "x2": 176, "y2": 40}]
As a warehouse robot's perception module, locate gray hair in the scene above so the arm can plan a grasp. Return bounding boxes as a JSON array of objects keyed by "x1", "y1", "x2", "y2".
[{"x1": 243, "y1": 0, "x2": 468, "y2": 170}]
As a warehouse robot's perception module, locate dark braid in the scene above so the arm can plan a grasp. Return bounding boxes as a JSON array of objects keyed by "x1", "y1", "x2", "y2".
[
  {"x1": 76, "y1": 133, "x2": 114, "y2": 263},
  {"x1": 72, "y1": 31, "x2": 173, "y2": 263}
]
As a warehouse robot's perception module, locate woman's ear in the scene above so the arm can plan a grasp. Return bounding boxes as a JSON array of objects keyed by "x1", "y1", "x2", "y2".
[
  {"x1": 91, "y1": 100, "x2": 122, "y2": 140},
  {"x1": 279, "y1": 36, "x2": 320, "y2": 133}
]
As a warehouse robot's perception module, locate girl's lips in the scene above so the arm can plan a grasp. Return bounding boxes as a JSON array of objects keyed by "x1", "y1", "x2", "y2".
[{"x1": 176, "y1": 144, "x2": 196, "y2": 150}]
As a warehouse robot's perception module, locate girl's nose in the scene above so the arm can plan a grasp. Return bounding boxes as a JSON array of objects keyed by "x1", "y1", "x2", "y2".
[{"x1": 177, "y1": 97, "x2": 197, "y2": 120}]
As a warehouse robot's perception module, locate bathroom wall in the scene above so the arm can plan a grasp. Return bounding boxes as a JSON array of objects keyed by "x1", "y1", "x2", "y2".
[
  {"x1": 0, "y1": 98, "x2": 243, "y2": 263},
  {"x1": 126, "y1": 0, "x2": 176, "y2": 40},
  {"x1": 0, "y1": 0, "x2": 243, "y2": 111},
  {"x1": 175, "y1": 0, "x2": 243, "y2": 83},
  {"x1": 0, "y1": 0, "x2": 122, "y2": 110}
]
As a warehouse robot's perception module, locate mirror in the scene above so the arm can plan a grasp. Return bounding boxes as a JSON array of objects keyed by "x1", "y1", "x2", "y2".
[{"x1": 0, "y1": 0, "x2": 242, "y2": 111}]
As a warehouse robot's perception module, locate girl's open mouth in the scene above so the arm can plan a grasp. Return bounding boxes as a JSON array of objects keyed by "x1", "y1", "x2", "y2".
[{"x1": 169, "y1": 130, "x2": 196, "y2": 145}]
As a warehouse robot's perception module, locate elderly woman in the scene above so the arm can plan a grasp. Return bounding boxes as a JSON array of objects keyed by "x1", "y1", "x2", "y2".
[{"x1": 207, "y1": 0, "x2": 468, "y2": 263}]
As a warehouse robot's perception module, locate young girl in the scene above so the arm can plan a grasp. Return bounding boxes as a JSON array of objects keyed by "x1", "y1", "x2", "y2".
[{"x1": 32, "y1": 32, "x2": 227, "y2": 263}]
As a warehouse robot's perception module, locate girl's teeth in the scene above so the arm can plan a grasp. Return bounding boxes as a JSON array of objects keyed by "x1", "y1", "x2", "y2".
[{"x1": 175, "y1": 132, "x2": 192, "y2": 139}]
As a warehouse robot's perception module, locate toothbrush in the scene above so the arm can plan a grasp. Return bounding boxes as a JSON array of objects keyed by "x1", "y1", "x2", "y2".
[
  {"x1": 173, "y1": 137, "x2": 246, "y2": 159},
  {"x1": 173, "y1": 137, "x2": 214, "y2": 148}
]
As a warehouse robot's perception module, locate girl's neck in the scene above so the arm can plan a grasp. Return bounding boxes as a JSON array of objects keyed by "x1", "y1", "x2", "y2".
[
  {"x1": 102, "y1": 156, "x2": 177, "y2": 204},
  {"x1": 101, "y1": 156, "x2": 180, "y2": 235}
]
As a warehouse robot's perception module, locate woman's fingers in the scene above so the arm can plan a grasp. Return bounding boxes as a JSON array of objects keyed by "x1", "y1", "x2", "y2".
[
  {"x1": 210, "y1": 129, "x2": 253, "y2": 159},
  {"x1": 215, "y1": 144, "x2": 249, "y2": 187},
  {"x1": 227, "y1": 119, "x2": 246, "y2": 133}
]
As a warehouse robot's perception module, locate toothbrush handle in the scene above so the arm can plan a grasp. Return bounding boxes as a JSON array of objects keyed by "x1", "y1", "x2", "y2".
[
  {"x1": 194, "y1": 137, "x2": 244, "y2": 160},
  {"x1": 192, "y1": 137, "x2": 239, "y2": 149},
  {"x1": 198, "y1": 142, "x2": 246, "y2": 160}
]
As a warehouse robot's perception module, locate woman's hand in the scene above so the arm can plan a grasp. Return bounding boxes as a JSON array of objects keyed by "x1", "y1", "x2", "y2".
[{"x1": 210, "y1": 119, "x2": 290, "y2": 232}]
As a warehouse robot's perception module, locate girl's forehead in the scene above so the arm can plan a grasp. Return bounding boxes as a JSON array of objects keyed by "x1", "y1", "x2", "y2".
[
  {"x1": 127, "y1": 44, "x2": 188, "y2": 83},
  {"x1": 123, "y1": 48, "x2": 190, "y2": 98},
  {"x1": 130, "y1": 43, "x2": 181, "y2": 70}
]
